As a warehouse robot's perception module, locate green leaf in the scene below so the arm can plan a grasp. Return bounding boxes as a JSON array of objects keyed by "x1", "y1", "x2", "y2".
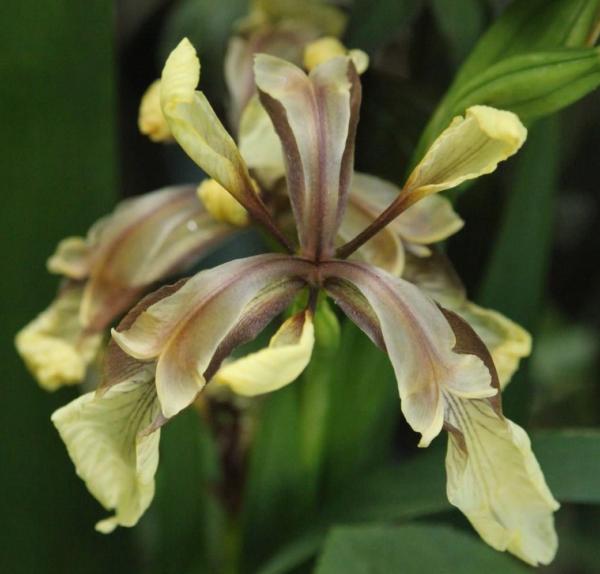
[
  {"x1": 456, "y1": 0, "x2": 600, "y2": 85},
  {"x1": 534, "y1": 430, "x2": 600, "y2": 503},
  {"x1": 258, "y1": 430, "x2": 600, "y2": 573},
  {"x1": 322, "y1": 321, "x2": 398, "y2": 494},
  {"x1": 314, "y1": 524, "x2": 530, "y2": 574},
  {"x1": 479, "y1": 118, "x2": 560, "y2": 328},
  {"x1": 240, "y1": 385, "x2": 306, "y2": 573},
  {"x1": 0, "y1": 1, "x2": 139, "y2": 572},
  {"x1": 144, "y1": 409, "x2": 225, "y2": 574},
  {"x1": 413, "y1": 0, "x2": 600, "y2": 161},
  {"x1": 430, "y1": 0, "x2": 486, "y2": 64},
  {"x1": 454, "y1": 48, "x2": 600, "y2": 120}
]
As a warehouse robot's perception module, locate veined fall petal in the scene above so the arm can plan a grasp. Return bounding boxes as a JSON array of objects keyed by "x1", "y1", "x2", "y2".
[
  {"x1": 112, "y1": 254, "x2": 311, "y2": 418},
  {"x1": 80, "y1": 185, "x2": 234, "y2": 330},
  {"x1": 442, "y1": 307, "x2": 558, "y2": 566},
  {"x1": 138, "y1": 79, "x2": 173, "y2": 142},
  {"x1": 322, "y1": 260, "x2": 495, "y2": 447},
  {"x1": 255, "y1": 53, "x2": 361, "y2": 257},
  {"x1": 15, "y1": 285, "x2": 102, "y2": 391},
  {"x1": 214, "y1": 309, "x2": 314, "y2": 396},
  {"x1": 445, "y1": 398, "x2": 559, "y2": 565},
  {"x1": 51, "y1": 376, "x2": 161, "y2": 533}
]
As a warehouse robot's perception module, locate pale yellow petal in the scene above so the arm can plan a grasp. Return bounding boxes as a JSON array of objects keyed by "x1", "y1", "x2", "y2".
[
  {"x1": 338, "y1": 195, "x2": 405, "y2": 276},
  {"x1": 395, "y1": 195, "x2": 464, "y2": 245},
  {"x1": 15, "y1": 287, "x2": 102, "y2": 390},
  {"x1": 51, "y1": 378, "x2": 161, "y2": 532},
  {"x1": 138, "y1": 79, "x2": 173, "y2": 142},
  {"x1": 47, "y1": 236, "x2": 91, "y2": 279},
  {"x1": 445, "y1": 396, "x2": 559, "y2": 566},
  {"x1": 197, "y1": 179, "x2": 249, "y2": 227},
  {"x1": 405, "y1": 106, "x2": 527, "y2": 201},
  {"x1": 215, "y1": 310, "x2": 314, "y2": 395},
  {"x1": 238, "y1": 96, "x2": 285, "y2": 187},
  {"x1": 160, "y1": 39, "x2": 256, "y2": 208},
  {"x1": 457, "y1": 302, "x2": 532, "y2": 389}
]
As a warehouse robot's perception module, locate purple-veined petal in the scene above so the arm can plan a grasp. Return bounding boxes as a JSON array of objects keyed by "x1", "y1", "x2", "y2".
[
  {"x1": 80, "y1": 185, "x2": 235, "y2": 330},
  {"x1": 255, "y1": 53, "x2": 360, "y2": 258},
  {"x1": 112, "y1": 254, "x2": 311, "y2": 418},
  {"x1": 322, "y1": 260, "x2": 494, "y2": 446}
]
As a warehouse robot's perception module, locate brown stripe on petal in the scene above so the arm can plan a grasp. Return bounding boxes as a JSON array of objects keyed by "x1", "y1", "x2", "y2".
[
  {"x1": 324, "y1": 277, "x2": 386, "y2": 351},
  {"x1": 203, "y1": 278, "x2": 306, "y2": 381},
  {"x1": 439, "y1": 306, "x2": 502, "y2": 413},
  {"x1": 98, "y1": 278, "x2": 189, "y2": 396}
]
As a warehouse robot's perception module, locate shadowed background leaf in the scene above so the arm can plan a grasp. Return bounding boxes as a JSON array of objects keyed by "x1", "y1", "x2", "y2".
[{"x1": 0, "y1": 1, "x2": 139, "y2": 572}]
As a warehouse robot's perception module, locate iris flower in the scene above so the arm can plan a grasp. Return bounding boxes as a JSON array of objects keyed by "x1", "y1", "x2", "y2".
[{"x1": 50, "y1": 38, "x2": 558, "y2": 564}]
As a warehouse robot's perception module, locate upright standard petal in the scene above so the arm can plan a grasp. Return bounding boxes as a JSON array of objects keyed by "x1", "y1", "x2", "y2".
[
  {"x1": 15, "y1": 285, "x2": 102, "y2": 390},
  {"x1": 112, "y1": 254, "x2": 310, "y2": 418},
  {"x1": 214, "y1": 310, "x2": 314, "y2": 396},
  {"x1": 255, "y1": 53, "x2": 361, "y2": 257},
  {"x1": 51, "y1": 376, "x2": 161, "y2": 533},
  {"x1": 322, "y1": 260, "x2": 494, "y2": 446},
  {"x1": 161, "y1": 39, "x2": 286, "y2": 245}
]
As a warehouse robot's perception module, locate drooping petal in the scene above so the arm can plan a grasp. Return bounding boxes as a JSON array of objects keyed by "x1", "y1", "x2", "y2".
[
  {"x1": 214, "y1": 310, "x2": 314, "y2": 395},
  {"x1": 238, "y1": 96, "x2": 286, "y2": 186},
  {"x1": 161, "y1": 39, "x2": 275, "y2": 227},
  {"x1": 255, "y1": 53, "x2": 361, "y2": 257},
  {"x1": 138, "y1": 79, "x2": 173, "y2": 142},
  {"x1": 404, "y1": 252, "x2": 531, "y2": 388},
  {"x1": 322, "y1": 260, "x2": 494, "y2": 446},
  {"x1": 445, "y1": 399, "x2": 559, "y2": 565},
  {"x1": 404, "y1": 106, "x2": 526, "y2": 203},
  {"x1": 80, "y1": 185, "x2": 234, "y2": 330},
  {"x1": 15, "y1": 285, "x2": 102, "y2": 390},
  {"x1": 439, "y1": 308, "x2": 558, "y2": 565},
  {"x1": 112, "y1": 254, "x2": 310, "y2": 418},
  {"x1": 51, "y1": 376, "x2": 161, "y2": 533}
]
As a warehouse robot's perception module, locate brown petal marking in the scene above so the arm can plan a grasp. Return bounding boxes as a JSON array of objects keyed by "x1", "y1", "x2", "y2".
[
  {"x1": 324, "y1": 277, "x2": 386, "y2": 350},
  {"x1": 203, "y1": 278, "x2": 306, "y2": 381},
  {"x1": 98, "y1": 278, "x2": 189, "y2": 396}
]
